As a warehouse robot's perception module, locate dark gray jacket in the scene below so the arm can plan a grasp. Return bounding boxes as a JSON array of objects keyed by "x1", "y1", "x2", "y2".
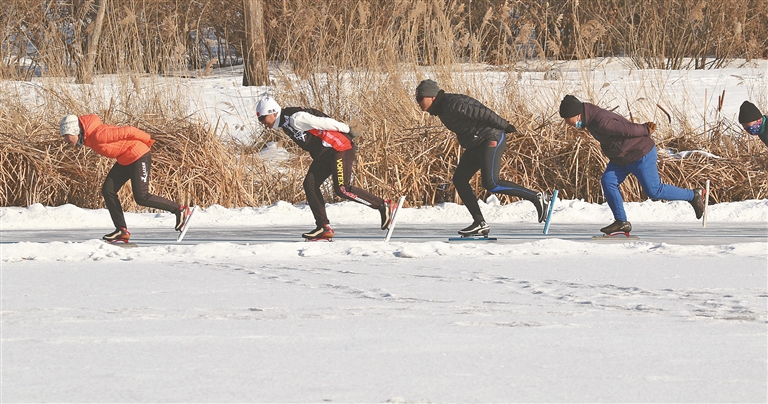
[
  {"x1": 426, "y1": 90, "x2": 511, "y2": 149},
  {"x1": 582, "y1": 103, "x2": 656, "y2": 166}
]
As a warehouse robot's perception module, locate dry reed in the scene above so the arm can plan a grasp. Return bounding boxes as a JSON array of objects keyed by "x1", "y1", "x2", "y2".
[{"x1": 1, "y1": 0, "x2": 767, "y2": 210}]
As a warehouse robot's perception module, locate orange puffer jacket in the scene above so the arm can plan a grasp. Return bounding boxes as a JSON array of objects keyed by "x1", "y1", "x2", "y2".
[{"x1": 79, "y1": 114, "x2": 155, "y2": 166}]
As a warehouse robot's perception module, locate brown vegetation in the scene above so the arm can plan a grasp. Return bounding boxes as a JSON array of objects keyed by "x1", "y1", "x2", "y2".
[{"x1": 1, "y1": 0, "x2": 767, "y2": 210}]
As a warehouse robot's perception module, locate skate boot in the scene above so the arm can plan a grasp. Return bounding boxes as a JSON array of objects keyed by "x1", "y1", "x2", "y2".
[
  {"x1": 103, "y1": 227, "x2": 131, "y2": 243},
  {"x1": 534, "y1": 192, "x2": 551, "y2": 223},
  {"x1": 600, "y1": 220, "x2": 632, "y2": 236},
  {"x1": 458, "y1": 221, "x2": 490, "y2": 238},
  {"x1": 689, "y1": 188, "x2": 706, "y2": 220},
  {"x1": 379, "y1": 199, "x2": 396, "y2": 230},
  {"x1": 175, "y1": 205, "x2": 192, "y2": 231},
  {"x1": 302, "y1": 224, "x2": 335, "y2": 241}
]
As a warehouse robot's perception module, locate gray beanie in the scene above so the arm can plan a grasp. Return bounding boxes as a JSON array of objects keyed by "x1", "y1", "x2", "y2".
[{"x1": 416, "y1": 79, "x2": 440, "y2": 98}]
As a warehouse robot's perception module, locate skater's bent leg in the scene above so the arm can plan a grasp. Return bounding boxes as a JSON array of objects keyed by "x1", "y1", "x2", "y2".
[
  {"x1": 102, "y1": 162, "x2": 131, "y2": 229},
  {"x1": 332, "y1": 150, "x2": 385, "y2": 208},
  {"x1": 479, "y1": 133, "x2": 538, "y2": 204},
  {"x1": 601, "y1": 162, "x2": 631, "y2": 222},
  {"x1": 129, "y1": 153, "x2": 182, "y2": 212},
  {"x1": 631, "y1": 147, "x2": 694, "y2": 201},
  {"x1": 453, "y1": 150, "x2": 484, "y2": 222},
  {"x1": 304, "y1": 159, "x2": 334, "y2": 227}
]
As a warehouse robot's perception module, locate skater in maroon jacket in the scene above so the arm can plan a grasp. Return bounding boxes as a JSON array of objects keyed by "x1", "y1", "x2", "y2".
[{"x1": 558, "y1": 95, "x2": 705, "y2": 235}]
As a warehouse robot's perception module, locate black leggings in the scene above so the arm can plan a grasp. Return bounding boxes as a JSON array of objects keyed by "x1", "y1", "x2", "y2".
[
  {"x1": 102, "y1": 152, "x2": 180, "y2": 229},
  {"x1": 303, "y1": 148, "x2": 385, "y2": 227},
  {"x1": 453, "y1": 131, "x2": 538, "y2": 222}
]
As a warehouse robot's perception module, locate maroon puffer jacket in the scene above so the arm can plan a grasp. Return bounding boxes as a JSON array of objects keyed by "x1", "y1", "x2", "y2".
[{"x1": 582, "y1": 103, "x2": 655, "y2": 166}]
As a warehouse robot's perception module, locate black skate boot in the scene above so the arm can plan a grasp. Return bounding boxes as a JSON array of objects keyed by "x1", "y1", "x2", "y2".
[
  {"x1": 600, "y1": 220, "x2": 632, "y2": 236},
  {"x1": 302, "y1": 224, "x2": 335, "y2": 241},
  {"x1": 379, "y1": 199, "x2": 396, "y2": 230},
  {"x1": 103, "y1": 227, "x2": 131, "y2": 243},
  {"x1": 689, "y1": 188, "x2": 706, "y2": 220},
  {"x1": 175, "y1": 205, "x2": 192, "y2": 231},
  {"x1": 534, "y1": 192, "x2": 551, "y2": 223},
  {"x1": 458, "y1": 221, "x2": 490, "y2": 238}
]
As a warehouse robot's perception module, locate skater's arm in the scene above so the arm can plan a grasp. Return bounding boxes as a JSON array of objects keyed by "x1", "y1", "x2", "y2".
[
  {"x1": 93, "y1": 126, "x2": 155, "y2": 146},
  {"x1": 599, "y1": 116, "x2": 650, "y2": 138},
  {"x1": 307, "y1": 129, "x2": 353, "y2": 151},
  {"x1": 447, "y1": 96, "x2": 510, "y2": 131},
  {"x1": 290, "y1": 112, "x2": 350, "y2": 133}
]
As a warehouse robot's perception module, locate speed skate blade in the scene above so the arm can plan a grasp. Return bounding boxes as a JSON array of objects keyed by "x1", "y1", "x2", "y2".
[{"x1": 449, "y1": 236, "x2": 497, "y2": 242}]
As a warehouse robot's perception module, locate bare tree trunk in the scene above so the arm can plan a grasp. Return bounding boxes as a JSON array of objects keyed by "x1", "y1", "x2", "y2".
[
  {"x1": 242, "y1": 0, "x2": 268, "y2": 86},
  {"x1": 76, "y1": 0, "x2": 107, "y2": 84}
]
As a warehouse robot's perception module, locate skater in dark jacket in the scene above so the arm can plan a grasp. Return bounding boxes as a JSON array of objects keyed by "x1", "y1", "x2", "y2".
[
  {"x1": 255, "y1": 97, "x2": 394, "y2": 240},
  {"x1": 558, "y1": 95, "x2": 705, "y2": 235},
  {"x1": 415, "y1": 79, "x2": 549, "y2": 237},
  {"x1": 59, "y1": 114, "x2": 192, "y2": 243},
  {"x1": 738, "y1": 101, "x2": 768, "y2": 148}
]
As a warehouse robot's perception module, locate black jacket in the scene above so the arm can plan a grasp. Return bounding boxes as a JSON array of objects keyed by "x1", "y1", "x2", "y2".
[{"x1": 426, "y1": 90, "x2": 511, "y2": 148}]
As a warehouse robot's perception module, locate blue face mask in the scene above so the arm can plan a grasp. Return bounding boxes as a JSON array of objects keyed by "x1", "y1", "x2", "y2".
[
  {"x1": 575, "y1": 120, "x2": 583, "y2": 129},
  {"x1": 744, "y1": 117, "x2": 764, "y2": 135}
]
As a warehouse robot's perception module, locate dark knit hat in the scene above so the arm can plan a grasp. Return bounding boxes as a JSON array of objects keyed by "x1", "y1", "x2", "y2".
[
  {"x1": 559, "y1": 95, "x2": 583, "y2": 118},
  {"x1": 416, "y1": 79, "x2": 440, "y2": 98},
  {"x1": 738, "y1": 101, "x2": 763, "y2": 123}
]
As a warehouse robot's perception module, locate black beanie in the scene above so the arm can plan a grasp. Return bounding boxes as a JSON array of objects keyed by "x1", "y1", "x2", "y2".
[
  {"x1": 559, "y1": 95, "x2": 583, "y2": 118},
  {"x1": 738, "y1": 101, "x2": 762, "y2": 123},
  {"x1": 416, "y1": 79, "x2": 440, "y2": 98}
]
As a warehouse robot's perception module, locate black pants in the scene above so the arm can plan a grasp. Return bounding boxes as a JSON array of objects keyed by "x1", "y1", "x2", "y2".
[
  {"x1": 303, "y1": 148, "x2": 385, "y2": 227},
  {"x1": 453, "y1": 131, "x2": 538, "y2": 222},
  {"x1": 102, "y1": 152, "x2": 180, "y2": 229}
]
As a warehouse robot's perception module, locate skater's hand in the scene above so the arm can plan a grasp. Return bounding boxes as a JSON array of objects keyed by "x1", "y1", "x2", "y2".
[
  {"x1": 505, "y1": 124, "x2": 517, "y2": 133},
  {"x1": 644, "y1": 122, "x2": 656, "y2": 134},
  {"x1": 346, "y1": 128, "x2": 360, "y2": 138}
]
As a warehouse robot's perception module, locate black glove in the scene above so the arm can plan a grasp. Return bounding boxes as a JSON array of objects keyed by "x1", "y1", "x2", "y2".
[{"x1": 505, "y1": 124, "x2": 517, "y2": 133}]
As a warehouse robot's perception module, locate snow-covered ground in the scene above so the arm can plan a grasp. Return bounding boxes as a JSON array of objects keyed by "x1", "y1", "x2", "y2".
[
  {"x1": 1, "y1": 58, "x2": 767, "y2": 402},
  {"x1": 1, "y1": 199, "x2": 766, "y2": 402}
]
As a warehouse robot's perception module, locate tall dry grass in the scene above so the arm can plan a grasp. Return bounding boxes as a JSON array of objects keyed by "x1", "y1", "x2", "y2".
[{"x1": 1, "y1": 0, "x2": 767, "y2": 210}]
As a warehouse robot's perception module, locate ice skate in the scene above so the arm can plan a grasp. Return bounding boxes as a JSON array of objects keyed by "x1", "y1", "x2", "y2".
[
  {"x1": 534, "y1": 192, "x2": 551, "y2": 223},
  {"x1": 302, "y1": 224, "x2": 335, "y2": 241},
  {"x1": 103, "y1": 227, "x2": 131, "y2": 243},
  {"x1": 689, "y1": 188, "x2": 706, "y2": 220},
  {"x1": 599, "y1": 220, "x2": 632, "y2": 237},
  {"x1": 458, "y1": 221, "x2": 490, "y2": 238},
  {"x1": 379, "y1": 199, "x2": 396, "y2": 230},
  {"x1": 175, "y1": 205, "x2": 193, "y2": 231}
]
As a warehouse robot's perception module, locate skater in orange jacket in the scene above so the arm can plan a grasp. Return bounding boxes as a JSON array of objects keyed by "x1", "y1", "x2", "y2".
[{"x1": 59, "y1": 114, "x2": 192, "y2": 242}]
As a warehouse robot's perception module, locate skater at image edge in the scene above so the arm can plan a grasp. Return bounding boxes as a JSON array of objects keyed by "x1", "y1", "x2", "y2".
[
  {"x1": 738, "y1": 101, "x2": 768, "y2": 148},
  {"x1": 414, "y1": 79, "x2": 550, "y2": 238},
  {"x1": 59, "y1": 115, "x2": 193, "y2": 243},
  {"x1": 255, "y1": 97, "x2": 395, "y2": 241},
  {"x1": 558, "y1": 95, "x2": 706, "y2": 235}
]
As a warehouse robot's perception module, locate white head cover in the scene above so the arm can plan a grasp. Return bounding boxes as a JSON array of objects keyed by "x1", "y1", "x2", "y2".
[
  {"x1": 59, "y1": 115, "x2": 80, "y2": 136},
  {"x1": 256, "y1": 97, "x2": 281, "y2": 128}
]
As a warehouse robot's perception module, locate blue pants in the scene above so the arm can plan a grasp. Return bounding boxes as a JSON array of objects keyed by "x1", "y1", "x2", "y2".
[{"x1": 601, "y1": 146, "x2": 693, "y2": 222}]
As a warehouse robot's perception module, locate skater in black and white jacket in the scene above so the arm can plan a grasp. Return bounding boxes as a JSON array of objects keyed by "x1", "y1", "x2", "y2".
[
  {"x1": 415, "y1": 79, "x2": 550, "y2": 237},
  {"x1": 256, "y1": 97, "x2": 394, "y2": 240}
]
